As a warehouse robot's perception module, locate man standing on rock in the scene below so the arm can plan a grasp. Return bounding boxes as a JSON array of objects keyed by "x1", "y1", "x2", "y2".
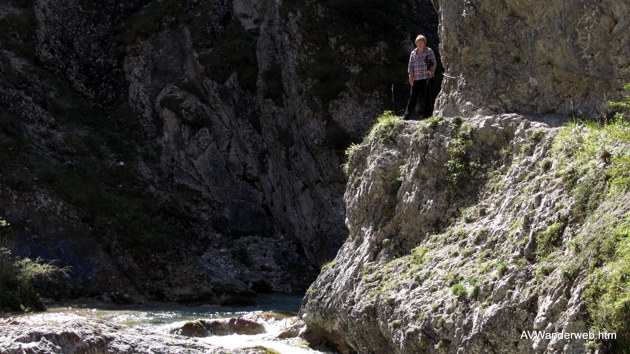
[{"x1": 403, "y1": 35, "x2": 436, "y2": 120}]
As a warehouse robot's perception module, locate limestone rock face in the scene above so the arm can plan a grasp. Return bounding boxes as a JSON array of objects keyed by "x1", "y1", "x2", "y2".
[
  {"x1": 433, "y1": 0, "x2": 630, "y2": 118},
  {"x1": 300, "y1": 115, "x2": 629, "y2": 353}
]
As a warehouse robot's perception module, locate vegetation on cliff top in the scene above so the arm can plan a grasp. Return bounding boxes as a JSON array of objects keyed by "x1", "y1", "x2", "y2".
[
  {"x1": 609, "y1": 83, "x2": 630, "y2": 121},
  {"x1": 583, "y1": 216, "x2": 630, "y2": 352},
  {"x1": 552, "y1": 117, "x2": 630, "y2": 352},
  {"x1": 365, "y1": 111, "x2": 404, "y2": 144},
  {"x1": 342, "y1": 111, "x2": 403, "y2": 175},
  {"x1": 341, "y1": 111, "x2": 629, "y2": 351}
]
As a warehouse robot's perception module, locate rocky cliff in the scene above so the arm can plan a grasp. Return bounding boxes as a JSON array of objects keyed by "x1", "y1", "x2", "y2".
[
  {"x1": 1, "y1": 0, "x2": 439, "y2": 302},
  {"x1": 1, "y1": 0, "x2": 629, "y2": 347},
  {"x1": 299, "y1": 1, "x2": 630, "y2": 352},
  {"x1": 301, "y1": 114, "x2": 630, "y2": 353},
  {"x1": 434, "y1": 0, "x2": 630, "y2": 118}
]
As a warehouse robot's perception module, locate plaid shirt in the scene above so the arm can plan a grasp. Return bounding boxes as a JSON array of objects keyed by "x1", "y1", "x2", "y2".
[{"x1": 408, "y1": 47, "x2": 436, "y2": 80}]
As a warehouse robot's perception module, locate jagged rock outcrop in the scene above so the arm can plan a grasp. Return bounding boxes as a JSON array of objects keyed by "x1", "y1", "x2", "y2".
[
  {"x1": 433, "y1": 0, "x2": 630, "y2": 118},
  {"x1": 301, "y1": 115, "x2": 629, "y2": 353}
]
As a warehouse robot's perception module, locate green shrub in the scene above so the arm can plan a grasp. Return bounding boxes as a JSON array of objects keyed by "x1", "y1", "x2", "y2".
[
  {"x1": 553, "y1": 119, "x2": 630, "y2": 191},
  {"x1": 0, "y1": 221, "x2": 67, "y2": 313},
  {"x1": 445, "y1": 270, "x2": 461, "y2": 286},
  {"x1": 342, "y1": 143, "x2": 361, "y2": 175},
  {"x1": 365, "y1": 111, "x2": 403, "y2": 144},
  {"x1": 388, "y1": 164, "x2": 405, "y2": 196},
  {"x1": 412, "y1": 247, "x2": 428, "y2": 265},
  {"x1": 496, "y1": 260, "x2": 509, "y2": 277},
  {"x1": 540, "y1": 158, "x2": 553, "y2": 172},
  {"x1": 451, "y1": 283, "x2": 467, "y2": 297},
  {"x1": 536, "y1": 223, "x2": 566, "y2": 259},
  {"x1": 583, "y1": 216, "x2": 630, "y2": 352},
  {"x1": 467, "y1": 277, "x2": 480, "y2": 286},
  {"x1": 320, "y1": 260, "x2": 338, "y2": 270},
  {"x1": 609, "y1": 83, "x2": 630, "y2": 121},
  {"x1": 444, "y1": 124, "x2": 482, "y2": 198},
  {"x1": 561, "y1": 264, "x2": 580, "y2": 282},
  {"x1": 426, "y1": 116, "x2": 442, "y2": 124}
]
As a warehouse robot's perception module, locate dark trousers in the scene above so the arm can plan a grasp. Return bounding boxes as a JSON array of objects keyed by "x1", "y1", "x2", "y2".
[
  {"x1": 404, "y1": 79, "x2": 429, "y2": 119},
  {"x1": 425, "y1": 77, "x2": 436, "y2": 117}
]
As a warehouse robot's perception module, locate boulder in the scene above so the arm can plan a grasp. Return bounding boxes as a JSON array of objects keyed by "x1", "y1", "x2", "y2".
[{"x1": 172, "y1": 317, "x2": 265, "y2": 337}]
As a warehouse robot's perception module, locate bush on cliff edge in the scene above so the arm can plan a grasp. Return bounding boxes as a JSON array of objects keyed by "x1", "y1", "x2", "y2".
[{"x1": 553, "y1": 117, "x2": 630, "y2": 352}]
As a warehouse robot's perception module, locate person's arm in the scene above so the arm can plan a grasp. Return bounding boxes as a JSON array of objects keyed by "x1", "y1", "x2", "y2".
[
  {"x1": 427, "y1": 48, "x2": 437, "y2": 78},
  {"x1": 408, "y1": 52, "x2": 415, "y2": 86}
]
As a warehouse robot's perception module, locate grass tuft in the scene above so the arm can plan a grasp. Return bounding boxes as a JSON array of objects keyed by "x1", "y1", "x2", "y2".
[
  {"x1": 320, "y1": 260, "x2": 338, "y2": 270},
  {"x1": 412, "y1": 247, "x2": 428, "y2": 265},
  {"x1": 342, "y1": 143, "x2": 361, "y2": 176},
  {"x1": 365, "y1": 111, "x2": 403, "y2": 144},
  {"x1": 451, "y1": 283, "x2": 467, "y2": 297}
]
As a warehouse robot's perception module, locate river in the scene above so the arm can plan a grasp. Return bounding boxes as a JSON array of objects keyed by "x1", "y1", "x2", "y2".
[{"x1": 4, "y1": 294, "x2": 331, "y2": 354}]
